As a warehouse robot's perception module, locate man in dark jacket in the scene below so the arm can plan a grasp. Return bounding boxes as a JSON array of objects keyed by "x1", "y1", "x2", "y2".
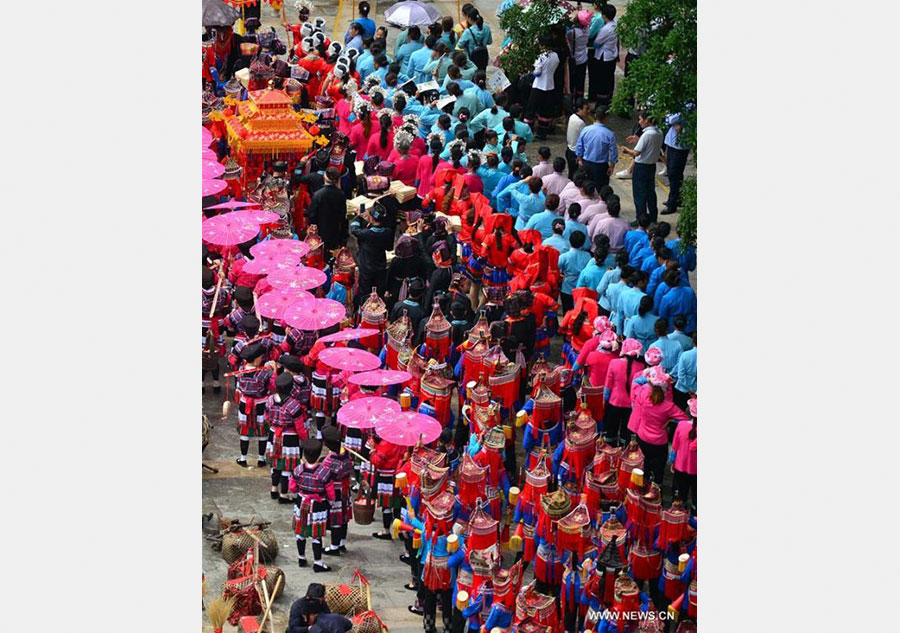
[
  {"x1": 390, "y1": 277, "x2": 427, "y2": 332},
  {"x1": 287, "y1": 583, "x2": 331, "y2": 633},
  {"x1": 309, "y1": 613, "x2": 353, "y2": 633},
  {"x1": 306, "y1": 167, "x2": 348, "y2": 253},
  {"x1": 350, "y1": 202, "x2": 394, "y2": 308}
]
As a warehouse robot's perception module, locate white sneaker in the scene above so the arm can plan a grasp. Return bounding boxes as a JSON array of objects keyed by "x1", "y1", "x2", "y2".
[{"x1": 615, "y1": 170, "x2": 632, "y2": 180}]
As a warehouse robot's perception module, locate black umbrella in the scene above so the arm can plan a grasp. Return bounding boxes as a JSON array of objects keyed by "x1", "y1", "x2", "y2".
[{"x1": 202, "y1": 0, "x2": 240, "y2": 28}]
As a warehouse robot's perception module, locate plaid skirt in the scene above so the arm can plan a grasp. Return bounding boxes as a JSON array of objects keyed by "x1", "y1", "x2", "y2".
[
  {"x1": 264, "y1": 318, "x2": 287, "y2": 344},
  {"x1": 310, "y1": 372, "x2": 340, "y2": 414},
  {"x1": 267, "y1": 429, "x2": 301, "y2": 472},
  {"x1": 376, "y1": 471, "x2": 402, "y2": 510},
  {"x1": 237, "y1": 395, "x2": 267, "y2": 437},
  {"x1": 329, "y1": 488, "x2": 352, "y2": 527},
  {"x1": 293, "y1": 495, "x2": 330, "y2": 539}
]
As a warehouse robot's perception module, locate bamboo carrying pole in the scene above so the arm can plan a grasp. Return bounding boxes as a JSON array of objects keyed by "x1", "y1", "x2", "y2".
[
  {"x1": 342, "y1": 445, "x2": 370, "y2": 463},
  {"x1": 208, "y1": 261, "x2": 225, "y2": 318},
  {"x1": 257, "y1": 575, "x2": 283, "y2": 632}
]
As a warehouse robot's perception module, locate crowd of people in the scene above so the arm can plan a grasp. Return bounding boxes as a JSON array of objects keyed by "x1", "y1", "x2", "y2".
[{"x1": 203, "y1": 2, "x2": 697, "y2": 631}]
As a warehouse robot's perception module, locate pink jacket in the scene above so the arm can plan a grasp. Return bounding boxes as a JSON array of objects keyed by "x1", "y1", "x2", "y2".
[
  {"x1": 416, "y1": 155, "x2": 451, "y2": 198},
  {"x1": 386, "y1": 153, "x2": 419, "y2": 186},
  {"x1": 585, "y1": 349, "x2": 616, "y2": 388},
  {"x1": 336, "y1": 99, "x2": 353, "y2": 136},
  {"x1": 604, "y1": 357, "x2": 645, "y2": 408},
  {"x1": 365, "y1": 132, "x2": 394, "y2": 161},
  {"x1": 348, "y1": 120, "x2": 370, "y2": 157},
  {"x1": 671, "y1": 419, "x2": 697, "y2": 475},
  {"x1": 627, "y1": 383, "x2": 691, "y2": 445}
]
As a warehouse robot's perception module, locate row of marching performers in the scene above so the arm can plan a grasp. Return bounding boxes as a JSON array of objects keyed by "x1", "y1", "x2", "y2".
[{"x1": 387, "y1": 381, "x2": 698, "y2": 633}]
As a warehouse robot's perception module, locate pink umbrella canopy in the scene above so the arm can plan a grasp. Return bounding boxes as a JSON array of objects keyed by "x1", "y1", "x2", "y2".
[
  {"x1": 283, "y1": 298, "x2": 346, "y2": 331},
  {"x1": 375, "y1": 411, "x2": 442, "y2": 446},
  {"x1": 202, "y1": 127, "x2": 214, "y2": 147},
  {"x1": 206, "y1": 199, "x2": 262, "y2": 211},
  {"x1": 257, "y1": 289, "x2": 314, "y2": 320},
  {"x1": 316, "y1": 328, "x2": 380, "y2": 345},
  {"x1": 349, "y1": 369, "x2": 414, "y2": 387},
  {"x1": 242, "y1": 251, "x2": 303, "y2": 275},
  {"x1": 251, "y1": 239, "x2": 311, "y2": 259},
  {"x1": 202, "y1": 159, "x2": 225, "y2": 179},
  {"x1": 201, "y1": 213, "x2": 259, "y2": 245},
  {"x1": 202, "y1": 179, "x2": 228, "y2": 196},
  {"x1": 202, "y1": 149, "x2": 219, "y2": 161},
  {"x1": 232, "y1": 209, "x2": 281, "y2": 225},
  {"x1": 318, "y1": 347, "x2": 382, "y2": 372},
  {"x1": 267, "y1": 265, "x2": 327, "y2": 291},
  {"x1": 336, "y1": 397, "x2": 402, "y2": 430}
]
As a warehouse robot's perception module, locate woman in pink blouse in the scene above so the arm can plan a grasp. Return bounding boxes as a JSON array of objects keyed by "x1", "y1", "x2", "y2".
[
  {"x1": 347, "y1": 103, "x2": 374, "y2": 158},
  {"x1": 415, "y1": 135, "x2": 450, "y2": 199},
  {"x1": 387, "y1": 132, "x2": 419, "y2": 187},
  {"x1": 671, "y1": 396, "x2": 697, "y2": 512},
  {"x1": 364, "y1": 113, "x2": 394, "y2": 161},
  {"x1": 627, "y1": 365, "x2": 691, "y2": 486},
  {"x1": 602, "y1": 337, "x2": 646, "y2": 446}
]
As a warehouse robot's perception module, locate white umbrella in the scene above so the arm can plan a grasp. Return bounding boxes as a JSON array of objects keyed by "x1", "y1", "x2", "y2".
[{"x1": 385, "y1": 1, "x2": 441, "y2": 28}]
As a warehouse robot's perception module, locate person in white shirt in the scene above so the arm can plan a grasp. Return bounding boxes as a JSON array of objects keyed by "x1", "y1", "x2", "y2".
[
  {"x1": 588, "y1": 4, "x2": 618, "y2": 104},
  {"x1": 524, "y1": 37, "x2": 560, "y2": 125},
  {"x1": 621, "y1": 110, "x2": 664, "y2": 225},
  {"x1": 565, "y1": 98, "x2": 591, "y2": 178}
]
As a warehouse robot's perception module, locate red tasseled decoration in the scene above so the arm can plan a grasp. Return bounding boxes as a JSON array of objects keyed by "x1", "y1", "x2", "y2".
[
  {"x1": 457, "y1": 478, "x2": 484, "y2": 510},
  {"x1": 425, "y1": 334, "x2": 451, "y2": 362},
  {"x1": 556, "y1": 528, "x2": 587, "y2": 557}
]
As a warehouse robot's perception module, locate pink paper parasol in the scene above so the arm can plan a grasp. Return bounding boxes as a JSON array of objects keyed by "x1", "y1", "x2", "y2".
[
  {"x1": 318, "y1": 347, "x2": 382, "y2": 372},
  {"x1": 206, "y1": 199, "x2": 262, "y2": 210},
  {"x1": 283, "y1": 298, "x2": 346, "y2": 331},
  {"x1": 267, "y1": 265, "x2": 327, "y2": 291},
  {"x1": 202, "y1": 149, "x2": 218, "y2": 161},
  {"x1": 233, "y1": 209, "x2": 281, "y2": 225},
  {"x1": 202, "y1": 179, "x2": 228, "y2": 196},
  {"x1": 201, "y1": 213, "x2": 259, "y2": 245},
  {"x1": 242, "y1": 251, "x2": 303, "y2": 275},
  {"x1": 251, "y1": 239, "x2": 310, "y2": 259},
  {"x1": 375, "y1": 411, "x2": 442, "y2": 446},
  {"x1": 316, "y1": 328, "x2": 380, "y2": 345},
  {"x1": 257, "y1": 289, "x2": 314, "y2": 320},
  {"x1": 202, "y1": 127, "x2": 214, "y2": 147},
  {"x1": 202, "y1": 159, "x2": 225, "y2": 179},
  {"x1": 348, "y1": 369, "x2": 414, "y2": 387},
  {"x1": 336, "y1": 397, "x2": 402, "y2": 430}
]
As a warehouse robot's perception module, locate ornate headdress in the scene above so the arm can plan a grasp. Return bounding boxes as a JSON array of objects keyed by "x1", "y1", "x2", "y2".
[
  {"x1": 466, "y1": 501, "x2": 500, "y2": 551},
  {"x1": 393, "y1": 127, "x2": 415, "y2": 150}
]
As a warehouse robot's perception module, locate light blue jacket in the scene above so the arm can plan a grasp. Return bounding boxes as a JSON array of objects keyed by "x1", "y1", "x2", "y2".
[{"x1": 673, "y1": 347, "x2": 697, "y2": 393}]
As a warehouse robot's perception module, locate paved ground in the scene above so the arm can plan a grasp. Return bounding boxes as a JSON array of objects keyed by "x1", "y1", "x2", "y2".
[{"x1": 203, "y1": 3, "x2": 696, "y2": 630}]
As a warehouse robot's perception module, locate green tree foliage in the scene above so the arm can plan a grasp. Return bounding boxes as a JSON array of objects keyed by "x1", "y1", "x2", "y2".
[
  {"x1": 498, "y1": 0, "x2": 571, "y2": 78},
  {"x1": 676, "y1": 176, "x2": 697, "y2": 248},
  {"x1": 612, "y1": 0, "x2": 697, "y2": 149},
  {"x1": 613, "y1": 0, "x2": 697, "y2": 246}
]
